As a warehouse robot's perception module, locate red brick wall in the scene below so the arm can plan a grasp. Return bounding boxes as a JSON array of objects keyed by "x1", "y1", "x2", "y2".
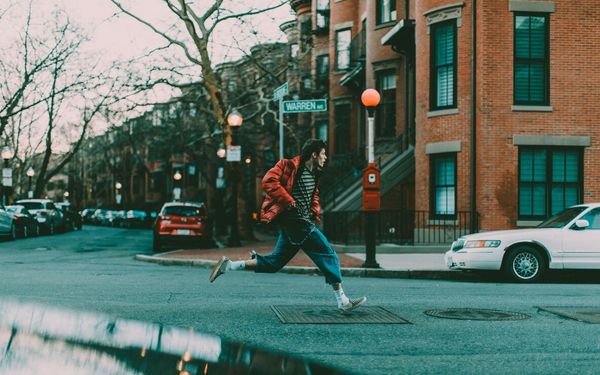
[
  {"x1": 416, "y1": 0, "x2": 600, "y2": 231},
  {"x1": 415, "y1": 0, "x2": 474, "y2": 218}
]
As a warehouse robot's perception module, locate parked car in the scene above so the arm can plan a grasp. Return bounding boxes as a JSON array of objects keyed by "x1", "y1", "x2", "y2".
[
  {"x1": 152, "y1": 201, "x2": 212, "y2": 252},
  {"x1": 15, "y1": 199, "x2": 64, "y2": 235},
  {"x1": 104, "y1": 210, "x2": 126, "y2": 227},
  {"x1": 445, "y1": 203, "x2": 600, "y2": 282},
  {"x1": 90, "y1": 209, "x2": 109, "y2": 225},
  {"x1": 56, "y1": 202, "x2": 82, "y2": 231},
  {"x1": 80, "y1": 208, "x2": 97, "y2": 224},
  {"x1": 0, "y1": 206, "x2": 16, "y2": 240},
  {"x1": 6, "y1": 205, "x2": 40, "y2": 237},
  {"x1": 124, "y1": 210, "x2": 148, "y2": 228}
]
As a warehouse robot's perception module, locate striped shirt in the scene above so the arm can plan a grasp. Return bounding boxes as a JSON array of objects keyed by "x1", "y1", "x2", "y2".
[{"x1": 289, "y1": 166, "x2": 317, "y2": 223}]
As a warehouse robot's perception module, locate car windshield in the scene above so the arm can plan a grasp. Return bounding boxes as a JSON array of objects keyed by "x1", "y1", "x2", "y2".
[
  {"x1": 537, "y1": 206, "x2": 587, "y2": 228},
  {"x1": 162, "y1": 205, "x2": 205, "y2": 217},
  {"x1": 18, "y1": 202, "x2": 44, "y2": 210},
  {"x1": 5, "y1": 206, "x2": 21, "y2": 214}
]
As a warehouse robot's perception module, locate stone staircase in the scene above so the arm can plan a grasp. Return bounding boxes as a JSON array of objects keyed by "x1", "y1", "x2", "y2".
[{"x1": 322, "y1": 145, "x2": 415, "y2": 212}]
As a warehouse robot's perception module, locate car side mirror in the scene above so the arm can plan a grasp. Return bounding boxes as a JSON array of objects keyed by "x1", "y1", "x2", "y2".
[{"x1": 573, "y1": 219, "x2": 590, "y2": 230}]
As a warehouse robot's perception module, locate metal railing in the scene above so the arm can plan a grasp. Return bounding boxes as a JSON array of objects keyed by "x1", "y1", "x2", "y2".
[
  {"x1": 350, "y1": 33, "x2": 366, "y2": 63},
  {"x1": 320, "y1": 133, "x2": 414, "y2": 211},
  {"x1": 322, "y1": 210, "x2": 479, "y2": 245}
]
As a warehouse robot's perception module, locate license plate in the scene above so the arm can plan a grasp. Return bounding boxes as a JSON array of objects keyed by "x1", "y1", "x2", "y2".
[{"x1": 176, "y1": 229, "x2": 190, "y2": 235}]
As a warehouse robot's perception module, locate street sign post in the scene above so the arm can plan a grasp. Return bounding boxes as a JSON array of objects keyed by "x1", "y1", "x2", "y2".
[
  {"x1": 273, "y1": 83, "x2": 328, "y2": 160},
  {"x1": 282, "y1": 99, "x2": 327, "y2": 113},
  {"x1": 273, "y1": 83, "x2": 289, "y2": 160}
]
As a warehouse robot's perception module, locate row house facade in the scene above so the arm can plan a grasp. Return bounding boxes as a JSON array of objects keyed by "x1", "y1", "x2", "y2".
[
  {"x1": 291, "y1": 0, "x2": 600, "y2": 239},
  {"x1": 73, "y1": 43, "x2": 291, "y2": 238}
]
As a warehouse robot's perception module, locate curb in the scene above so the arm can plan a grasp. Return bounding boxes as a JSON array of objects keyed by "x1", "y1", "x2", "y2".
[{"x1": 134, "y1": 255, "x2": 471, "y2": 281}]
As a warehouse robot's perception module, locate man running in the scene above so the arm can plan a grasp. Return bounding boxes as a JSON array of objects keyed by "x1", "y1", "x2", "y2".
[{"x1": 209, "y1": 139, "x2": 367, "y2": 314}]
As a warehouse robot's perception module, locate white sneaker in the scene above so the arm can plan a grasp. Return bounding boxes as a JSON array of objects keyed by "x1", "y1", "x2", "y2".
[
  {"x1": 209, "y1": 256, "x2": 230, "y2": 283},
  {"x1": 339, "y1": 296, "x2": 367, "y2": 314}
]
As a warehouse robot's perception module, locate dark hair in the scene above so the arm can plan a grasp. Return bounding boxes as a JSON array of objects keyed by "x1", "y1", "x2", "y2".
[{"x1": 300, "y1": 139, "x2": 327, "y2": 163}]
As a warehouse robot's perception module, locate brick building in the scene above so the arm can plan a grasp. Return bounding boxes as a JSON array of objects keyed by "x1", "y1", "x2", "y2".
[{"x1": 294, "y1": 0, "x2": 600, "y2": 239}]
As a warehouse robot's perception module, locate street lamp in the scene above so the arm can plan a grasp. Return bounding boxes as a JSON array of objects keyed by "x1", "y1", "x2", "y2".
[
  {"x1": 26, "y1": 167, "x2": 35, "y2": 198},
  {"x1": 360, "y1": 89, "x2": 381, "y2": 268},
  {"x1": 227, "y1": 109, "x2": 243, "y2": 247},
  {"x1": 173, "y1": 170, "x2": 182, "y2": 201},
  {"x1": 115, "y1": 181, "x2": 122, "y2": 207},
  {"x1": 1, "y1": 146, "x2": 13, "y2": 206}
]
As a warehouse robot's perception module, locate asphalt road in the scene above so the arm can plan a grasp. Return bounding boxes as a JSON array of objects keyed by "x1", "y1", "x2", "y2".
[{"x1": 1, "y1": 226, "x2": 599, "y2": 374}]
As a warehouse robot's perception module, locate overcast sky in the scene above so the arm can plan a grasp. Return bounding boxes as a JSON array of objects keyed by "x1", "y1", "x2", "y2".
[
  {"x1": 1, "y1": 0, "x2": 294, "y2": 151},
  {"x1": 3, "y1": 0, "x2": 294, "y2": 64}
]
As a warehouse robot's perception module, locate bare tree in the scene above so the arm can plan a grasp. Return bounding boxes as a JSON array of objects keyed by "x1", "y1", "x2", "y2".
[{"x1": 109, "y1": 0, "x2": 289, "y2": 144}]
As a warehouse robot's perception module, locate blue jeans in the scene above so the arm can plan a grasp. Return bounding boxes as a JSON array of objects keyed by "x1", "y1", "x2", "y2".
[{"x1": 255, "y1": 224, "x2": 343, "y2": 285}]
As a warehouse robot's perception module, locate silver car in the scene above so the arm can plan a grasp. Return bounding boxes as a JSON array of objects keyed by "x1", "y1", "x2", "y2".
[
  {"x1": 0, "y1": 206, "x2": 16, "y2": 240},
  {"x1": 15, "y1": 199, "x2": 64, "y2": 235}
]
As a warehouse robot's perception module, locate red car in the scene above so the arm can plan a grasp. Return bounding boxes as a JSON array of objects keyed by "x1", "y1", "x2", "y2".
[{"x1": 152, "y1": 202, "x2": 212, "y2": 252}]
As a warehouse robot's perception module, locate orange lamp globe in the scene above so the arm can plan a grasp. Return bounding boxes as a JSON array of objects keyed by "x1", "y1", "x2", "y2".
[
  {"x1": 227, "y1": 110, "x2": 243, "y2": 127},
  {"x1": 361, "y1": 89, "x2": 381, "y2": 108}
]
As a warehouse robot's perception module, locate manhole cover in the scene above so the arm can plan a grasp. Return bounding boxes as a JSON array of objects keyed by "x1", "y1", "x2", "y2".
[
  {"x1": 538, "y1": 306, "x2": 600, "y2": 324},
  {"x1": 424, "y1": 308, "x2": 530, "y2": 321},
  {"x1": 271, "y1": 305, "x2": 410, "y2": 324}
]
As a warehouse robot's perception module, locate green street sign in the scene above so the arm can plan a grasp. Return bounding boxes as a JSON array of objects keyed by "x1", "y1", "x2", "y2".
[
  {"x1": 282, "y1": 99, "x2": 327, "y2": 113},
  {"x1": 273, "y1": 82, "x2": 288, "y2": 101}
]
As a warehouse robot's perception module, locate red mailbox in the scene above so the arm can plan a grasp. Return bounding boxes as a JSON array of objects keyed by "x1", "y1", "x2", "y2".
[{"x1": 362, "y1": 163, "x2": 381, "y2": 211}]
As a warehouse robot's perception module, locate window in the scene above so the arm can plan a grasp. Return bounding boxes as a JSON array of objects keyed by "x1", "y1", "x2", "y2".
[
  {"x1": 377, "y1": 0, "x2": 396, "y2": 25},
  {"x1": 316, "y1": 54, "x2": 329, "y2": 92},
  {"x1": 290, "y1": 43, "x2": 299, "y2": 59},
  {"x1": 334, "y1": 102, "x2": 351, "y2": 154},
  {"x1": 430, "y1": 20, "x2": 456, "y2": 110},
  {"x1": 376, "y1": 70, "x2": 396, "y2": 137},
  {"x1": 580, "y1": 208, "x2": 600, "y2": 230},
  {"x1": 430, "y1": 153, "x2": 456, "y2": 217},
  {"x1": 519, "y1": 148, "x2": 582, "y2": 219},
  {"x1": 301, "y1": 19, "x2": 311, "y2": 52},
  {"x1": 514, "y1": 13, "x2": 549, "y2": 105},
  {"x1": 316, "y1": 120, "x2": 328, "y2": 141},
  {"x1": 316, "y1": 55, "x2": 329, "y2": 79},
  {"x1": 316, "y1": 0, "x2": 330, "y2": 30},
  {"x1": 335, "y1": 29, "x2": 351, "y2": 70}
]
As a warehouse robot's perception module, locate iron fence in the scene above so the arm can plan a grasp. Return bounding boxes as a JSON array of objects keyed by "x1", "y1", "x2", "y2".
[{"x1": 322, "y1": 210, "x2": 479, "y2": 245}]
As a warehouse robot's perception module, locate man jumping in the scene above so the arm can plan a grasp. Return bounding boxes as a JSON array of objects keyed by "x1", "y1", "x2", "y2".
[{"x1": 209, "y1": 139, "x2": 367, "y2": 314}]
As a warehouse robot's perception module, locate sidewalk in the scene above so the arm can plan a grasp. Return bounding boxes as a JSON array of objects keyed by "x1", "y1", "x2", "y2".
[{"x1": 135, "y1": 235, "x2": 467, "y2": 280}]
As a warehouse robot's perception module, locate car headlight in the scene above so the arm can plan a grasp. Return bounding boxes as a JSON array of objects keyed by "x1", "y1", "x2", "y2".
[{"x1": 464, "y1": 240, "x2": 501, "y2": 248}]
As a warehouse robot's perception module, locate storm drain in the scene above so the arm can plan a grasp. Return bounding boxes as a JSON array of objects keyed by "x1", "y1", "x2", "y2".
[
  {"x1": 271, "y1": 305, "x2": 410, "y2": 324},
  {"x1": 538, "y1": 306, "x2": 600, "y2": 324},
  {"x1": 424, "y1": 308, "x2": 530, "y2": 321}
]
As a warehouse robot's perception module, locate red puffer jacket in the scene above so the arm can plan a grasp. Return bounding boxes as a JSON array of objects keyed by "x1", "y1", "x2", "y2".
[{"x1": 260, "y1": 156, "x2": 320, "y2": 224}]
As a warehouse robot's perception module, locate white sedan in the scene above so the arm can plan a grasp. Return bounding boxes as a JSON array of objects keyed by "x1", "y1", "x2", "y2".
[{"x1": 445, "y1": 203, "x2": 600, "y2": 282}]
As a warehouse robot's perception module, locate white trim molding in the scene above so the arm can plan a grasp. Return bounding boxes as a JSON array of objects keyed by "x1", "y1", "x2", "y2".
[
  {"x1": 426, "y1": 140, "x2": 461, "y2": 154},
  {"x1": 424, "y1": 2, "x2": 465, "y2": 34},
  {"x1": 509, "y1": 1, "x2": 555, "y2": 13},
  {"x1": 427, "y1": 108, "x2": 459, "y2": 118},
  {"x1": 513, "y1": 135, "x2": 591, "y2": 147},
  {"x1": 334, "y1": 21, "x2": 353, "y2": 30},
  {"x1": 512, "y1": 105, "x2": 553, "y2": 112}
]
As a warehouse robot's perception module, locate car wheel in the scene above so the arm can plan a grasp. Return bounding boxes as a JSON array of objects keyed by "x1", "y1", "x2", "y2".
[
  {"x1": 22, "y1": 225, "x2": 28, "y2": 238},
  {"x1": 152, "y1": 235, "x2": 161, "y2": 252},
  {"x1": 504, "y1": 246, "x2": 546, "y2": 283},
  {"x1": 35, "y1": 225, "x2": 40, "y2": 236},
  {"x1": 9, "y1": 224, "x2": 16, "y2": 240}
]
